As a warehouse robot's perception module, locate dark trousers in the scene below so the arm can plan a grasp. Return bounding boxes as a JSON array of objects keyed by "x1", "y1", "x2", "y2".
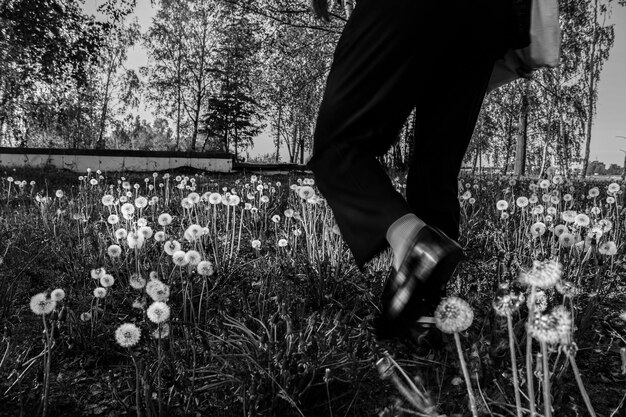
[{"x1": 307, "y1": 0, "x2": 509, "y2": 270}]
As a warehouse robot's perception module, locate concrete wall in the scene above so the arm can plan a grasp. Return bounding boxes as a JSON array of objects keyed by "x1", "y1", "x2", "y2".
[{"x1": 0, "y1": 149, "x2": 233, "y2": 173}]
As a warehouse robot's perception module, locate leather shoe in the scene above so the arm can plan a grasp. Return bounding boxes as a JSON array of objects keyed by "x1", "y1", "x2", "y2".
[{"x1": 375, "y1": 225, "x2": 463, "y2": 340}]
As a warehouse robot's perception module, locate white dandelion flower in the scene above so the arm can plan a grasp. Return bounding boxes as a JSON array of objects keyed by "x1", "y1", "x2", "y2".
[
  {"x1": 434, "y1": 297, "x2": 474, "y2": 333},
  {"x1": 519, "y1": 259, "x2": 562, "y2": 289},
  {"x1": 129, "y1": 273, "x2": 146, "y2": 289},
  {"x1": 135, "y1": 196, "x2": 148, "y2": 209},
  {"x1": 184, "y1": 250, "x2": 201, "y2": 266},
  {"x1": 100, "y1": 274, "x2": 115, "y2": 288},
  {"x1": 127, "y1": 231, "x2": 145, "y2": 250},
  {"x1": 208, "y1": 193, "x2": 222, "y2": 205},
  {"x1": 608, "y1": 183, "x2": 620, "y2": 194},
  {"x1": 298, "y1": 186, "x2": 315, "y2": 200},
  {"x1": 164, "y1": 240, "x2": 181, "y2": 256},
  {"x1": 146, "y1": 280, "x2": 170, "y2": 302},
  {"x1": 197, "y1": 260, "x2": 214, "y2": 276},
  {"x1": 91, "y1": 267, "x2": 106, "y2": 280},
  {"x1": 147, "y1": 302, "x2": 170, "y2": 324},
  {"x1": 158, "y1": 213, "x2": 172, "y2": 226},
  {"x1": 598, "y1": 241, "x2": 617, "y2": 256},
  {"x1": 115, "y1": 323, "x2": 141, "y2": 348},
  {"x1": 561, "y1": 211, "x2": 577, "y2": 223},
  {"x1": 172, "y1": 250, "x2": 188, "y2": 267},
  {"x1": 138, "y1": 226, "x2": 153, "y2": 240},
  {"x1": 530, "y1": 222, "x2": 547, "y2": 238},
  {"x1": 93, "y1": 287, "x2": 107, "y2": 299},
  {"x1": 50, "y1": 288, "x2": 65, "y2": 302},
  {"x1": 588, "y1": 187, "x2": 600, "y2": 198},
  {"x1": 154, "y1": 231, "x2": 166, "y2": 242},
  {"x1": 30, "y1": 293, "x2": 56, "y2": 315},
  {"x1": 115, "y1": 228, "x2": 128, "y2": 241},
  {"x1": 574, "y1": 213, "x2": 590, "y2": 227}
]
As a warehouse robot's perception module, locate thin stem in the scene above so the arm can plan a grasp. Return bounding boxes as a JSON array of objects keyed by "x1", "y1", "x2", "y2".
[
  {"x1": 454, "y1": 332, "x2": 478, "y2": 417},
  {"x1": 568, "y1": 352, "x2": 597, "y2": 417},
  {"x1": 507, "y1": 313, "x2": 523, "y2": 417},
  {"x1": 541, "y1": 342, "x2": 552, "y2": 417},
  {"x1": 526, "y1": 286, "x2": 537, "y2": 417}
]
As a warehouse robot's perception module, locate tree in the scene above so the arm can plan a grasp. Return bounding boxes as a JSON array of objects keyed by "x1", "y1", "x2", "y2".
[{"x1": 200, "y1": 2, "x2": 265, "y2": 156}]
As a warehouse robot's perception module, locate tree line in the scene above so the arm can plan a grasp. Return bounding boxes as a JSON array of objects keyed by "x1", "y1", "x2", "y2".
[{"x1": 0, "y1": 0, "x2": 622, "y2": 173}]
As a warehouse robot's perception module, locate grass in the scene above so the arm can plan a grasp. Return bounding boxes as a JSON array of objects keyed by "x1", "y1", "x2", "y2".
[{"x1": 0, "y1": 166, "x2": 624, "y2": 417}]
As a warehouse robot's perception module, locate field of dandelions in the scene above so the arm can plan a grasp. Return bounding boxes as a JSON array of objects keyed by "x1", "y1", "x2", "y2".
[{"x1": 0, "y1": 166, "x2": 625, "y2": 417}]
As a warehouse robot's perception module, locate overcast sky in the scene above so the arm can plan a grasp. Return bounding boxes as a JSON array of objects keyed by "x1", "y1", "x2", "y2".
[{"x1": 85, "y1": 0, "x2": 626, "y2": 165}]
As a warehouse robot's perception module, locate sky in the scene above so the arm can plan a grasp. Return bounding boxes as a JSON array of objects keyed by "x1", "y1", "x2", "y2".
[{"x1": 83, "y1": 0, "x2": 626, "y2": 165}]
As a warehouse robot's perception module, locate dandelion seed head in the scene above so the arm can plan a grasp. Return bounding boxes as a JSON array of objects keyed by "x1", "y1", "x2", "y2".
[
  {"x1": 493, "y1": 293, "x2": 525, "y2": 317},
  {"x1": 135, "y1": 197, "x2": 148, "y2": 209},
  {"x1": 100, "y1": 274, "x2": 115, "y2": 287},
  {"x1": 519, "y1": 259, "x2": 561, "y2": 289},
  {"x1": 574, "y1": 213, "x2": 590, "y2": 227},
  {"x1": 93, "y1": 287, "x2": 107, "y2": 299},
  {"x1": 50, "y1": 288, "x2": 65, "y2": 302},
  {"x1": 127, "y1": 231, "x2": 145, "y2": 249},
  {"x1": 115, "y1": 228, "x2": 128, "y2": 241},
  {"x1": 115, "y1": 323, "x2": 141, "y2": 348},
  {"x1": 91, "y1": 267, "x2": 106, "y2": 279},
  {"x1": 251, "y1": 239, "x2": 261, "y2": 249},
  {"x1": 172, "y1": 250, "x2": 189, "y2": 267},
  {"x1": 516, "y1": 196, "x2": 529, "y2": 208},
  {"x1": 608, "y1": 183, "x2": 620, "y2": 194},
  {"x1": 129, "y1": 273, "x2": 146, "y2": 289},
  {"x1": 184, "y1": 250, "x2": 201, "y2": 266},
  {"x1": 158, "y1": 213, "x2": 172, "y2": 226},
  {"x1": 147, "y1": 301, "x2": 171, "y2": 324},
  {"x1": 434, "y1": 297, "x2": 474, "y2": 334},
  {"x1": 530, "y1": 222, "x2": 547, "y2": 238},
  {"x1": 164, "y1": 240, "x2": 181, "y2": 256},
  {"x1": 558, "y1": 232, "x2": 575, "y2": 248},
  {"x1": 528, "y1": 313, "x2": 560, "y2": 344},
  {"x1": 30, "y1": 293, "x2": 56, "y2": 315},
  {"x1": 598, "y1": 241, "x2": 617, "y2": 256},
  {"x1": 298, "y1": 186, "x2": 315, "y2": 201},
  {"x1": 146, "y1": 280, "x2": 170, "y2": 302}
]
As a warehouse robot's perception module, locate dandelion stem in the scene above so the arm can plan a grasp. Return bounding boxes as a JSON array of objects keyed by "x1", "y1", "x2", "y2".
[
  {"x1": 541, "y1": 341, "x2": 552, "y2": 417},
  {"x1": 526, "y1": 285, "x2": 537, "y2": 417},
  {"x1": 506, "y1": 313, "x2": 523, "y2": 417},
  {"x1": 454, "y1": 332, "x2": 478, "y2": 417},
  {"x1": 568, "y1": 351, "x2": 597, "y2": 417}
]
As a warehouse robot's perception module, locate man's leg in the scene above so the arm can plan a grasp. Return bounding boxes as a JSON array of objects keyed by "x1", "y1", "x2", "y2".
[
  {"x1": 308, "y1": 0, "x2": 432, "y2": 270},
  {"x1": 406, "y1": 4, "x2": 503, "y2": 243}
]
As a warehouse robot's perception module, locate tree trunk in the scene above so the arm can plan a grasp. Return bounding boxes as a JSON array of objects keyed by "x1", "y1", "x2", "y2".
[
  {"x1": 290, "y1": 123, "x2": 298, "y2": 163},
  {"x1": 581, "y1": 0, "x2": 599, "y2": 179},
  {"x1": 97, "y1": 59, "x2": 116, "y2": 150},
  {"x1": 514, "y1": 81, "x2": 530, "y2": 177},
  {"x1": 502, "y1": 116, "x2": 513, "y2": 175},
  {"x1": 275, "y1": 105, "x2": 282, "y2": 162},
  {"x1": 176, "y1": 46, "x2": 182, "y2": 151}
]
